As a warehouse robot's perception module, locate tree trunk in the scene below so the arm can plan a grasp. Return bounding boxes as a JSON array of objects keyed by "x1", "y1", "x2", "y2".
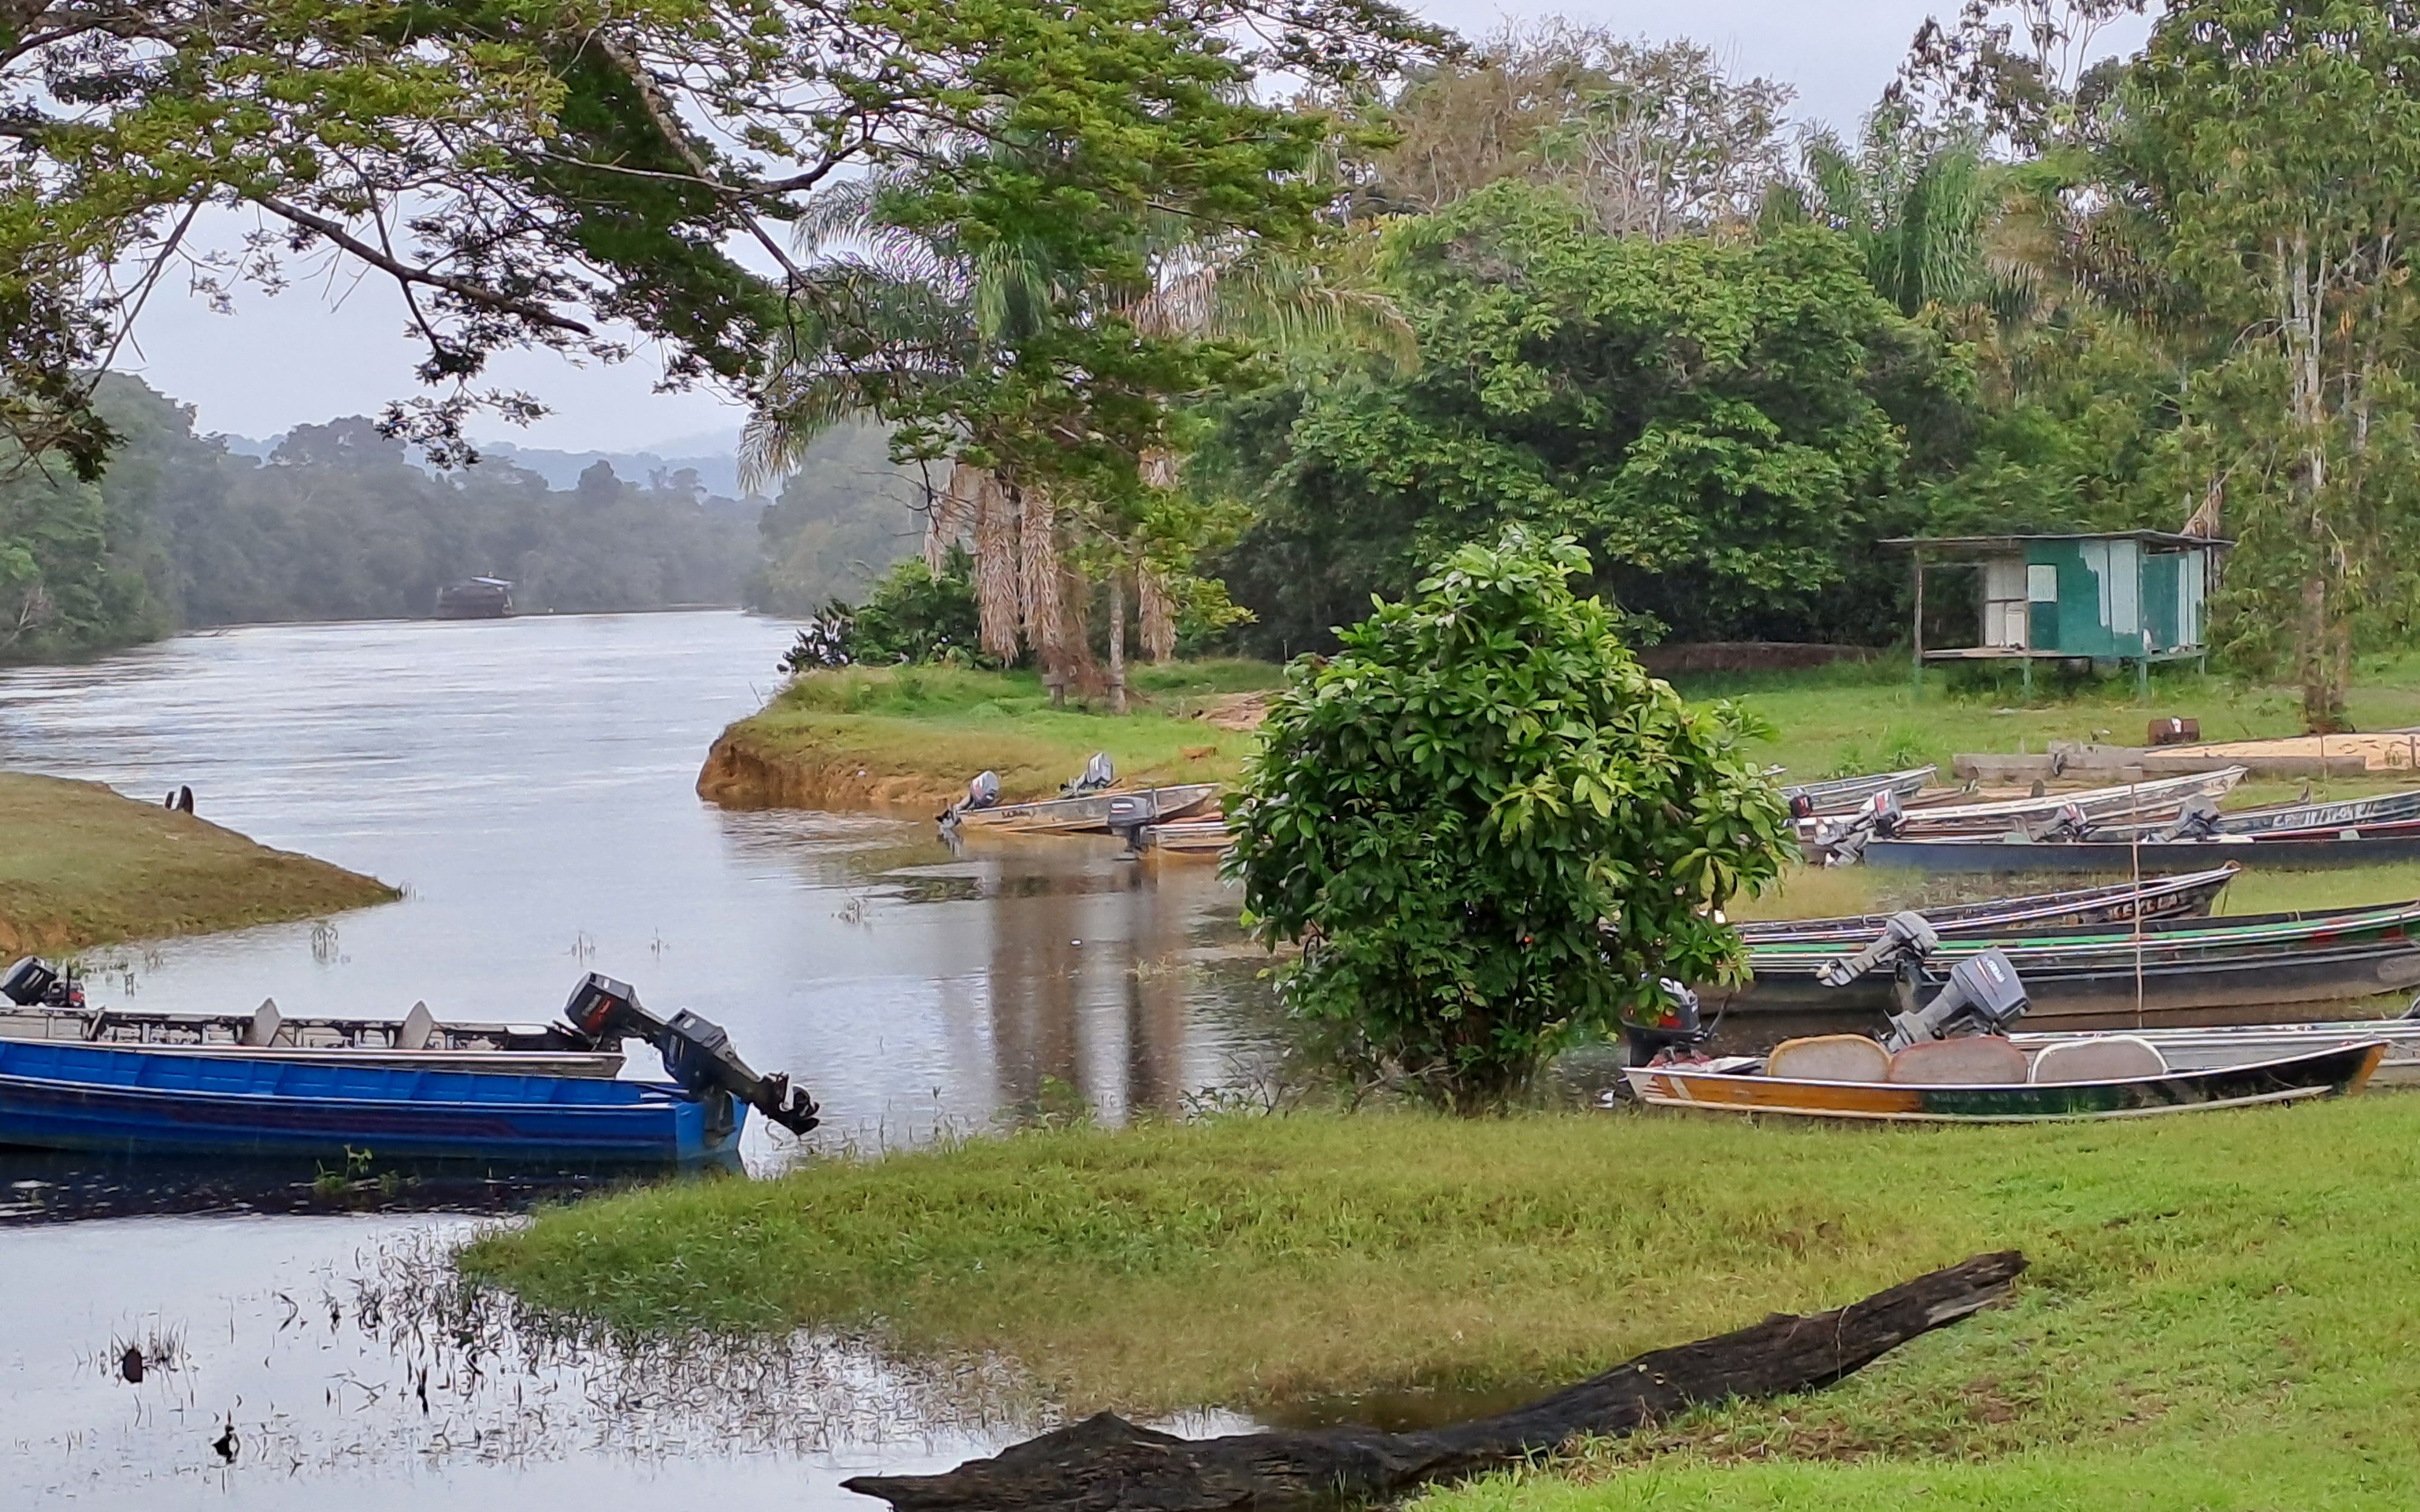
[
  {"x1": 845, "y1": 1251, "x2": 2026, "y2": 1512},
  {"x1": 1107, "y1": 570, "x2": 1128, "y2": 715}
]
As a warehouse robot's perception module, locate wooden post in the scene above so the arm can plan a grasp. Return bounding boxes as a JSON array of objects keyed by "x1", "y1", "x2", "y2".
[{"x1": 1910, "y1": 553, "x2": 1925, "y2": 702}]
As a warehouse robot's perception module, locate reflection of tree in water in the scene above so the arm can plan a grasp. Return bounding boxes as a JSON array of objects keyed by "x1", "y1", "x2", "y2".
[{"x1": 980, "y1": 862, "x2": 1233, "y2": 1124}]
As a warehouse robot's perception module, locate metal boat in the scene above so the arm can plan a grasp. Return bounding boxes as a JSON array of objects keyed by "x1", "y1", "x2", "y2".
[
  {"x1": 1879, "y1": 767, "x2": 2246, "y2": 837},
  {"x1": 1733, "y1": 867, "x2": 2237, "y2": 947},
  {"x1": 944, "y1": 782, "x2": 1220, "y2": 836},
  {"x1": 2009, "y1": 1018, "x2": 2420, "y2": 1087},
  {"x1": 1716, "y1": 898, "x2": 2420, "y2": 1026},
  {"x1": 1863, "y1": 824, "x2": 2420, "y2": 874},
  {"x1": 1781, "y1": 766, "x2": 1936, "y2": 815},
  {"x1": 1623, "y1": 1040, "x2": 2383, "y2": 1122},
  {"x1": 0, "y1": 1038, "x2": 739, "y2": 1161}
]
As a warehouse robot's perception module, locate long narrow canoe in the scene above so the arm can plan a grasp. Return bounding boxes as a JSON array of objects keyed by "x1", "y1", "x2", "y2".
[
  {"x1": 1780, "y1": 766, "x2": 1937, "y2": 815},
  {"x1": 1863, "y1": 828, "x2": 2420, "y2": 874},
  {"x1": 1721, "y1": 898, "x2": 2420, "y2": 1024},
  {"x1": 946, "y1": 783, "x2": 1220, "y2": 836},
  {"x1": 2093, "y1": 786, "x2": 2420, "y2": 841},
  {"x1": 1623, "y1": 1040, "x2": 2383, "y2": 1122},
  {"x1": 1879, "y1": 768, "x2": 2246, "y2": 837},
  {"x1": 0, "y1": 1001, "x2": 584, "y2": 1057},
  {"x1": 1734, "y1": 866, "x2": 2237, "y2": 946},
  {"x1": 0, "y1": 1038, "x2": 738, "y2": 1162}
]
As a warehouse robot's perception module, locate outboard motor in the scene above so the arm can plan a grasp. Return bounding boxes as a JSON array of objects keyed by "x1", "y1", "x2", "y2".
[
  {"x1": 1817, "y1": 910, "x2": 1942, "y2": 987},
  {"x1": 1810, "y1": 789, "x2": 1903, "y2": 867},
  {"x1": 1061, "y1": 751, "x2": 1116, "y2": 797},
  {"x1": 1, "y1": 957, "x2": 77, "y2": 1009},
  {"x1": 561, "y1": 974, "x2": 821, "y2": 1135},
  {"x1": 1882, "y1": 948, "x2": 2029, "y2": 1051},
  {"x1": 1788, "y1": 793, "x2": 1817, "y2": 823},
  {"x1": 1621, "y1": 979, "x2": 1713, "y2": 1066},
  {"x1": 937, "y1": 769, "x2": 1002, "y2": 831},
  {"x1": 2029, "y1": 800, "x2": 2095, "y2": 843},
  {"x1": 2156, "y1": 793, "x2": 2223, "y2": 842}
]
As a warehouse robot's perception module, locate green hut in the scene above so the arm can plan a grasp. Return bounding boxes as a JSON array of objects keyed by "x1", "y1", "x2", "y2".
[{"x1": 1886, "y1": 531, "x2": 2232, "y2": 694}]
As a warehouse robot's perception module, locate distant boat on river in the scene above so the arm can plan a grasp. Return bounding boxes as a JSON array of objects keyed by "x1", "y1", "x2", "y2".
[{"x1": 433, "y1": 577, "x2": 515, "y2": 619}]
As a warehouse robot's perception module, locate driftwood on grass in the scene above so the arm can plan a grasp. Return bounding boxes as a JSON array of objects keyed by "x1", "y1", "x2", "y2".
[{"x1": 845, "y1": 1250, "x2": 2026, "y2": 1512}]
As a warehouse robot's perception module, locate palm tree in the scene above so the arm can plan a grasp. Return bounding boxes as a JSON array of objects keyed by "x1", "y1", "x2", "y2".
[{"x1": 743, "y1": 161, "x2": 1413, "y2": 706}]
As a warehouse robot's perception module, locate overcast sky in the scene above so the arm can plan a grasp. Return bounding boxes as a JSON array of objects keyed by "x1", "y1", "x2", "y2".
[{"x1": 119, "y1": 1, "x2": 2151, "y2": 457}]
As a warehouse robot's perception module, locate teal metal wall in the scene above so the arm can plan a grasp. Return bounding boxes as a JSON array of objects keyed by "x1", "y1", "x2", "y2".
[{"x1": 2010, "y1": 539, "x2": 2207, "y2": 657}]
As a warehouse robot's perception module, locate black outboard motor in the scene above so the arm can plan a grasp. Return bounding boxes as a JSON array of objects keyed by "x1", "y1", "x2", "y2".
[
  {"x1": 1817, "y1": 910, "x2": 1942, "y2": 987},
  {"x1": 2029, "y1": 800, "x2": 2095, "y2": 843},
  {"x1": 1061, "y1": 751, "x2": 1116, "y2": 797},
  {"x1": 1882, "y1": 948, "x2": 2030, "y2": 1051},
  {"x1": 1812, "y1": 789, "x2": 1904, "y2": 866},
  {"x1": 561, "y1": 974, "x2": 820, "y2": 1135},
  {"x1": 1621, "y1": 979, "x2": 1713, "y2": 1066},
  {"x1": 1, "y1": 957, "x2": 77, "y2": 1009},
  {"x1": 2156, "y1": 793, "x2": 2223, "y2": 842}
]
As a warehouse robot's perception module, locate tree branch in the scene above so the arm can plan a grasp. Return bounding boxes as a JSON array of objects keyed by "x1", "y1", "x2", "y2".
[{"x1": 249, "y1": 195, "x2": 593, "y2": 337}]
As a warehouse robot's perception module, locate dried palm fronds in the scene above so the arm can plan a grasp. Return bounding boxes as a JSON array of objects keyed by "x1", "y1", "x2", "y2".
[
  {"x1": 1019, "y1": 481, "x2": 1065, "y2": 668},
  {"x1": 1138, "y1": 564, "x2": 1176, "y2": 663},
  {"x1": 972, "y1": 469, "x2": 1021, "y2": 660},
  {"x1": 926, "y1": 465, "x2": 978, "y2": 573}
]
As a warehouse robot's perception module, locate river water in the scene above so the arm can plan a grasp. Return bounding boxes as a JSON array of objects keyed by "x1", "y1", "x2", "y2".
[{"x1": 0, "y1": 611, "x2": 1280, "y2": 1507}]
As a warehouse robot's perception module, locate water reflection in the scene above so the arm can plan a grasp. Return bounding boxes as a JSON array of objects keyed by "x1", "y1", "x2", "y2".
[{"x1": 0, "y1": 613, "x2": 1284, "y2": 1503}]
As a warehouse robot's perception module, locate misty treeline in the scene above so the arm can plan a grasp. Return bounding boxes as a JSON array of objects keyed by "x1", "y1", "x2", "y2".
[
  {"x1": 10, "y1": 2, "x2": 2420, "y2": 726},
  {"x1": 0, "y1": 374, "x2": 919, "y2": 657}
]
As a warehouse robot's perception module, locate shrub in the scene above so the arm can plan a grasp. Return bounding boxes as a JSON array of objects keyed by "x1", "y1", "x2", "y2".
[{"x1": 1228, "y1": 528, "x2": 1795, "y2": 1111}]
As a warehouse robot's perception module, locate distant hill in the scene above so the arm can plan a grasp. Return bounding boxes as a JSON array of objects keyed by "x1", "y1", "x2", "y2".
[{"x1": 467, "y1": 427, "x2": 751, "y2": 497}]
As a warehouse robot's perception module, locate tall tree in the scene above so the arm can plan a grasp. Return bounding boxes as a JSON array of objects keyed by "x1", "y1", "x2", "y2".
[
  {"x1": 0, "y1": 0, "x2": 1436, "y2": 476},
  {"x1": 2128, "y1": 0, "x2": 2420, "y2": 731}
]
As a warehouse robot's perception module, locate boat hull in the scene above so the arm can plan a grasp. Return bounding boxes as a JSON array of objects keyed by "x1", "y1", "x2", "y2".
[
  {"x1": 0, "y1": 1040, "x2": 735, "y2": 1162},
  {"x1": 1864, "y1": 833, "x2": 2420, "y2": 873},
  {"x1": 950, "y1": 783, "x2": 1220, "y2": 836},
  {"x1": 2010, "y1": 1020, "x2": 2420, "y2": 1087},
  {"x1": 1735, "y1": 867, "x2": 2237, "y2": 947},
  {"x1": 1782, "y1": 767, "x2": 1936, "y2": 815},
  {"x1": 1624, "y1": 1041, "x2": 2384, "y2": 1121}
]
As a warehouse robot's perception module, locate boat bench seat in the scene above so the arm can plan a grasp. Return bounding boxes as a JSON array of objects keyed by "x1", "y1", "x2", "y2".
[
  {"x1": 1886, "y1": 1036, "x2": 2029, "y2": 1085},
  {"x1": 1765, "y1": 1035, "x2": 1892, "y2": 1084},
  {"x1": 2029, "y1": 1036, "x2": 2168, "y2": 1083}
]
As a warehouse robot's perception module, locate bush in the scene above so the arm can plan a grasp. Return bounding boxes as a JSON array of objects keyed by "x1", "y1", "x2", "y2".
[
  {"x1": 1228, "y1": 528, "x2": 1796, "y2": 1111},
  {"x1": 779, "y1": 547, "x2": 985, "y2": 672}
]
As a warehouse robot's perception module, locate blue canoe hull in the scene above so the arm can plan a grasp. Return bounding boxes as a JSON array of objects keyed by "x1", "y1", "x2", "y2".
[{"x1": 0, "y1": 1039, "x2": 741, "y2": 1164}]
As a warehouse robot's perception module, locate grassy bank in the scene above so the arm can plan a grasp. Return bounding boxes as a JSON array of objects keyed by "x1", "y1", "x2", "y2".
[
  {"x1": 463, "y1": 1098, "x2": 2420, "y2": 1508},
  {"x1": 697, "y1": 660, "x2": 1282, "y2": 809},
  {"x1": 0, "y1": 771, "x2": 397, "y2": 953},
  {"x1": 701, "y1": 651, "x2": 2420, "y2": 815}
]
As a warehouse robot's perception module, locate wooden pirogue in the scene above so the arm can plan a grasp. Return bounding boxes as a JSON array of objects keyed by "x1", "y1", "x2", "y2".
[{"x1": 1624, "y1": 1040, "x2": 2384, "y2": 1122}]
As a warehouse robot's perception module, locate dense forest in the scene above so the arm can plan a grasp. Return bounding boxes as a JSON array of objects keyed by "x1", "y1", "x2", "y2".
[
  {"x1": 0, "y1": 377, "x2": 920, "y2": 659},
  {"x1": 9, "y1": 1, "x2": 2420, "y2": 728}
]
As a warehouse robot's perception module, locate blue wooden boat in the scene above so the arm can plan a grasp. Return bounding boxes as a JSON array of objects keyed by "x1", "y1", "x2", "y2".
[{"x1": 0, "y1": 1038, "x2": 743, "y2": 1163}]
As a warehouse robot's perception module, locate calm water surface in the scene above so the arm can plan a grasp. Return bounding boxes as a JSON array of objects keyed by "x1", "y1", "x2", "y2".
[{"x1": 0, "y1": 611, "x2": 1280, "y2": 1507}]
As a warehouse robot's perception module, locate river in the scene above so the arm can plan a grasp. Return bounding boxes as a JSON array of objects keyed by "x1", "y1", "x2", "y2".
[{"x1": 0, "y1": 611, "x2": 1279, "y2": 1507}]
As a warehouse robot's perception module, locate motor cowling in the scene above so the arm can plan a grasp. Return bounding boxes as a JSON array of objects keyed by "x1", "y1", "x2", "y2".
[
  {"x1": 561, "y1": 973, "x2": 820, "y2": 1135},
  {"x1": 1622, "y1": 979, "x2": 1712, "y2": 1066},
  {"x1": 1817, "y1": 910, "x2": 1941, "y2": 988},
  {"x1": 2, "y1": 957, "x2": 70, "y2": 1008},
  {"x1": 1882, "y1": 948, "x2": 2029, "y2": 1051}
]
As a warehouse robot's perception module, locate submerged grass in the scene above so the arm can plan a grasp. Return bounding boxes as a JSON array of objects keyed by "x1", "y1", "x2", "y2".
[
  {"x1": 462, "y1": 1098, "x2": 2420, "y2": 1508},
  {"x1": 0, "y1": 771, "x2": 397, "y2": 952}
]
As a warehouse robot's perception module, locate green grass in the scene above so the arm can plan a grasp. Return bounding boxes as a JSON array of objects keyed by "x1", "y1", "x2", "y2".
[
  {"x1": 700, "y1": 660, "x2": 1283, "y2": 807},
  {"x1": 1679, "y1": 652, "x2": 2420, "y2": 787},
  {"x1": 462, "y1": 1097, "x2": 2420, "y2": 1512},
  {"x1": 0, "y1": 771, "x2": 398, "y2": 952}
]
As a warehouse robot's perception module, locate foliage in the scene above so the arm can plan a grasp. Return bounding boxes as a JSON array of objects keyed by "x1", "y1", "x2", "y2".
[
  {"x1": 2123, "y1": 0, "x2": 2420, "y2": 731},
  {"x1": 1203, "y1": 181, "x2": 1960, "y2": 653},
  {"x1": 845, "y1": 548, "x2": 986, "y2": 666},
  {"x1": 1361, "y1": 21, "x2": 1794, "y2": 238},
  {"x1": 0, "y1": 0, "x2": 1440, "y2": 472},
  {"x1": 1226, "y1": 529, "x2": 1794, "y2": 1110},
  {"x1": 745, "y1": 422, "x2": 926, "y2": 616}
]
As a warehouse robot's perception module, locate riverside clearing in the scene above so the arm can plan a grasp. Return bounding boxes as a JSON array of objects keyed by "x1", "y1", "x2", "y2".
[
  {"x1": 0, "y1": 769, "x2": 397, "y2": 952},
  {"x1": 463, "y1": 1099, "x2": 2420, "y2": 1508}
]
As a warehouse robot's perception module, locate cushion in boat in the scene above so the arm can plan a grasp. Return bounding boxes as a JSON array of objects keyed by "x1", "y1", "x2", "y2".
[
  {"x1": 1886, "y1": 1036, "x2": 2029, "y2": 1086},
  {"x1": 1765, "y1": 1034, "x2": 1892, "y2": 1084},
  {"x1": 2029, "y1": 1035, "x2": 2168, "y2": 1084}
]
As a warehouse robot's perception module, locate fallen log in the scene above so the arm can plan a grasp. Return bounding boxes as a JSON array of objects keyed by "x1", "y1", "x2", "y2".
[{"x1": 845, "y1": 1250, "x2": 2025, "y2": 1512}]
